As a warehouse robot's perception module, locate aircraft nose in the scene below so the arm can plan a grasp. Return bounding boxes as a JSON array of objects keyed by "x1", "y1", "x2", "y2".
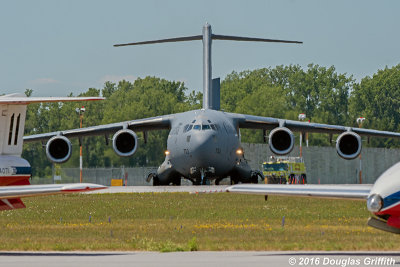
[
  {"x1": 367, "y1": 194, "x2": 383, "y2": 213},
  {"x1": 190, "y1": 130, "x2": 217, "y2": 165},
  {"x1": 191, "y1": 131, "x2": 215, "y2": 151}
]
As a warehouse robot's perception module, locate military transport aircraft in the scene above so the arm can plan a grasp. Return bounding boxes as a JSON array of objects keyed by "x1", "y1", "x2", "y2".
[
  {"x1": 0, "y1": 94, "x2": 105, "y2": 210},
  {"x1": 227, "y1": 160, "x2": 400, "y2": 235},
  {"x1": 24, "y1": 24, "x2": 400, "y2": 186}
]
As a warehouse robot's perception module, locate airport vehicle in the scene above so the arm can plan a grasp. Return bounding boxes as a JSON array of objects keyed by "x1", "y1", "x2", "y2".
[
  {"x1": 262, "y1": 156, "x2": 306, "y2": 184},
  {"x1": 24, "y1": 24, "x2": 400, "y2": 186},
  {"x1": 227, "y1": 161, "x2": 400, "y2": 234},
  {"x1": 0, "y1": 94, "x2": 106, "y2": 210}
]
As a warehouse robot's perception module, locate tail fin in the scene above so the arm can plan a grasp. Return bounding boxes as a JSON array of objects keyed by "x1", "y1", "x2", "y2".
[
  {"x1": 0, "y1": 198, "x2": 25, "y2": 210},
  {"x1": 114, "y1": 23, "x2": 302, "y2": 110},
  {"x1": 0, "y1": 94, "x2": 103, "y2": 156}
]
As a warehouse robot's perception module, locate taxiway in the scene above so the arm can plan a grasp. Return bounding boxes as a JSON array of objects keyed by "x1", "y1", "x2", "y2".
[{"x1": 0, "y1": 251, "x2": 398, "y2": 267}]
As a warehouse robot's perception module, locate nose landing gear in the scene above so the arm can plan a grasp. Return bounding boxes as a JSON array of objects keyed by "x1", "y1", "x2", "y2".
[{"x1": 191, "y1": 167, "x2": 215, "y2": 185}]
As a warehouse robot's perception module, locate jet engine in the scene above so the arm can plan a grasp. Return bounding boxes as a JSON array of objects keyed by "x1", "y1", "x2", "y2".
[
  {"x1": 112, "y1": 129, "x2": 138, "y2": 157},
  {"x1": 46, "y1": 136, "x2": 72, "y2": 163},
  {"x1": 336, "y1": 131, "x2": 362, "y2": 160},
  {"x1": 268, "y1": 127, "x2": 294, "y2": 155}
]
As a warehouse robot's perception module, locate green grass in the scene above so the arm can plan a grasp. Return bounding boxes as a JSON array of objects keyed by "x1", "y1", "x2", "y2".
[{"x1": 0, "y1": 193, "x2": 398, "y2": 251}]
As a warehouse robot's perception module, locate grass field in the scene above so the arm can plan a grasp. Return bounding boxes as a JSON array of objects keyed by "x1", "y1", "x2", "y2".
[{"x1": 0, "y1": 192, "x2": 398, "y2": 251}]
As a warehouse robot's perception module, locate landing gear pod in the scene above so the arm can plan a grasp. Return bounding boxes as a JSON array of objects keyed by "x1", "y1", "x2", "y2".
[
  {"x1": 268, "y1": 127, "x2": 294, "y2": 155},
  {"x1": 112, "y1": 129, "x2": 138, "y2": 157},
  {"x1": 336, "y1": 131, "x2": 362, "y2": 160},
  {"x1": 46, "y1": 136, "x2": 72, "y2": 163}
]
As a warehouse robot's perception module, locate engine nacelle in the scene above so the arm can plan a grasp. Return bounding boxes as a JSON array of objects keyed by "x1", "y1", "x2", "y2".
[
  {"x1": 268, "y1": 127, "x2": 295, "y2": 155},
  {"x1": 112, "y1": 129, "x2": 138, "y2": 157},
  {"x1": 336, "y1": 131, "x2": 362, "y2": 160},
  {"x1": 46, "y1": 136, "x2": 72, "y2": 163}
]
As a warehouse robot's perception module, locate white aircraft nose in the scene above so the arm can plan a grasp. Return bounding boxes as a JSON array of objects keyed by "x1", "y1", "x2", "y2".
[{"x1": 368, "y1": 161, "x2": 400, "y2": 216}]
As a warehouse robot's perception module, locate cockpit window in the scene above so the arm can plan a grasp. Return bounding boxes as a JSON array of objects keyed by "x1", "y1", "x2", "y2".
[
  {"x1": 192, "y1": 120, "x2": 196, "y2": 123},
  {"x1": 191, "y1": 124, "x2": 218, "y2": 131},
  {"x1": 183, "y1": 124, "x2": 194, "y2": 133},
  {"x1": 170, "y1": 127, "x2": 180, "y2": 135},
  {"x1": 202, "y1": 124, "x2": 211, "y2": 130}
]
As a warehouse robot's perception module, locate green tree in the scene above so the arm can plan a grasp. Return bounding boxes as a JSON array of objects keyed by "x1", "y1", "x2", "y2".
[{"x1": 349, "y1": 64, "x2": 400, "y2": 147}]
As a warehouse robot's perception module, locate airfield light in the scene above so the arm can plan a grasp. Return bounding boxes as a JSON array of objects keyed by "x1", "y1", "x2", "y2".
[{"x1": 236, "y1": 148, "x2": 243, "y2": 155}]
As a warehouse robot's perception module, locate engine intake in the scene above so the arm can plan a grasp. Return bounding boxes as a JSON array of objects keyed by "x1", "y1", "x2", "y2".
[
  {"x1": 268, "y1": 127, "x2": 294, "y2": 155},
  {"x1": 112, "y1": 129, "x2": 138, "y2": 157},
  {"x1": 46, "y1": 136, "x2": 72, "y2": 163},
  {"x1": 336, "y1": 131, "x2": 362, "y2": 159}
]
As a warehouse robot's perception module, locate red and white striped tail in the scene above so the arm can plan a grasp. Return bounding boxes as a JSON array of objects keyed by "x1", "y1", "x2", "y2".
[{"x1": 0, "y1": 198, "x2": 25, "y2": 210}]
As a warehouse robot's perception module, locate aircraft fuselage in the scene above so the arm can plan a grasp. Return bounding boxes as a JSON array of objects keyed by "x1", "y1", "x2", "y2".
[{"x1": 156, "y1": 109, "x2": 253, "y2": 184}]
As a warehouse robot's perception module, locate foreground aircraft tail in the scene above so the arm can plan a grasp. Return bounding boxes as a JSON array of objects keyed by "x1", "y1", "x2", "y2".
[
  {"x1": 0, "y1": 93, "x2": 103, "y2": 187},
  {"x1": 0, "y1": 94, "x2": 104, "y2": 158},
  {"x1": 0, "y1": 198, "x2": 25, "y2": 210},
  {"x1": 114, "y1": 23, "x2": 302, "y2": 110}
]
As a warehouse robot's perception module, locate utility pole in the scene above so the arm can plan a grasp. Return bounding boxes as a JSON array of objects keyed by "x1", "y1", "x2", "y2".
[
  {"x1": 76, "y1": 106, "x2": 86, "y2": 183},
  {"x1": 298, "y1": 113, "x2": 306, "y2": 157},
  {"x1": 356, "y1": 117, "x2": 365, "y2": 184}
]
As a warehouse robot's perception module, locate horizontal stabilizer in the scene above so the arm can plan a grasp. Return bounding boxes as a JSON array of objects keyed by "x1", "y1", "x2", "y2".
[
  {"x1": 114, "y1": 34, "x2": 302, "y2": 47},
  {"x1": 114, "y1": 35, "x2": 202, "y2": 47},
  {"x1": 212, "y1": 34, "x2": 302, "y2": 44},
  {"x1": 0, "y1": 198, "x2": 25, "y2": 210}
]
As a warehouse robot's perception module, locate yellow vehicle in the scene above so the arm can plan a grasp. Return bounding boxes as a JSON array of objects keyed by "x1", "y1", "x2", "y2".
[{"x1": 262, "y1": 156, "x2": 307, "y2": 184}]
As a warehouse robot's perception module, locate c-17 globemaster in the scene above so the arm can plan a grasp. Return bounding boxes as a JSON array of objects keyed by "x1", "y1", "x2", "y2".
[{"x1": 24, "y1": 23, "x2": 400, "y2": 186}]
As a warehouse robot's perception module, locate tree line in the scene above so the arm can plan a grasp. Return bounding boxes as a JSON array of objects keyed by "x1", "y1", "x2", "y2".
[{"x1": 21, "y1": 64, "x2": 400, "y2": 177}]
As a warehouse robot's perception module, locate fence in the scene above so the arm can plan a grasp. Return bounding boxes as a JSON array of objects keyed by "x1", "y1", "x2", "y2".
[
  {"x1": 242, "y1": 143, "x2": 400, "y2": 184},
  {"x1": 30, "y1": 143, "x2": 400, "y2": 185}
]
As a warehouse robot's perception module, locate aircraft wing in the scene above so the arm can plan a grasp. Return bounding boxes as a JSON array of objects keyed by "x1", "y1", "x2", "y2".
[
  {"x1": 226, "y1": 184, "x2": 372, "y2": 200},
  {"x1": 0, "y1": 183, "x2": 107, "y2": 199},
  {"x1": 230, "y1": 113, "x2": 400, "y2": 138},
  {"x1": 0, "y1": 183, "x2": 106, "y2": 210},
  {"x1": 0, "y1": 94, "x2": 104, "y2": 104},
  {"x1": 24, "y1": 114, "x2": 173, "y2": 142}
]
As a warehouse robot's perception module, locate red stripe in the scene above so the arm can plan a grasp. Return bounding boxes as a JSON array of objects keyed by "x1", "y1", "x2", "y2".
[
  {"x1": 376, "y1": 203, "x2": 400, "y2": 217},
  {"x1": 0, "y1": 176, "x2": 31, "y2": 186},
  {"x1": 0, "y1": 198, "x2": 25, "y2": 210},
  {"x1": 387, "y1": 216, "x2": 400, "y2": 228}
]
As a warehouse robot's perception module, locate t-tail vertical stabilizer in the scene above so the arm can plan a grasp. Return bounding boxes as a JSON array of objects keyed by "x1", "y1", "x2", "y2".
[{"x1": 114, "y1": 23, "x2": 302, "y2": 110}]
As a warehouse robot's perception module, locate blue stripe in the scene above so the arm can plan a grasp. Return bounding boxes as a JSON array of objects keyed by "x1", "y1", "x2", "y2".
[
  {"x1": 13, "y1": 167, "x2": 31, "y2": 175},
  {"x1": 383, "y1": 191, "x2": 400, "y2": 209}
]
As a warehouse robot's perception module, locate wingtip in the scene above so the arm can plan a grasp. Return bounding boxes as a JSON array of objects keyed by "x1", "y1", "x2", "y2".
[{"x1": 61, "y1": 183, "x2": 108, "y2": 192}]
